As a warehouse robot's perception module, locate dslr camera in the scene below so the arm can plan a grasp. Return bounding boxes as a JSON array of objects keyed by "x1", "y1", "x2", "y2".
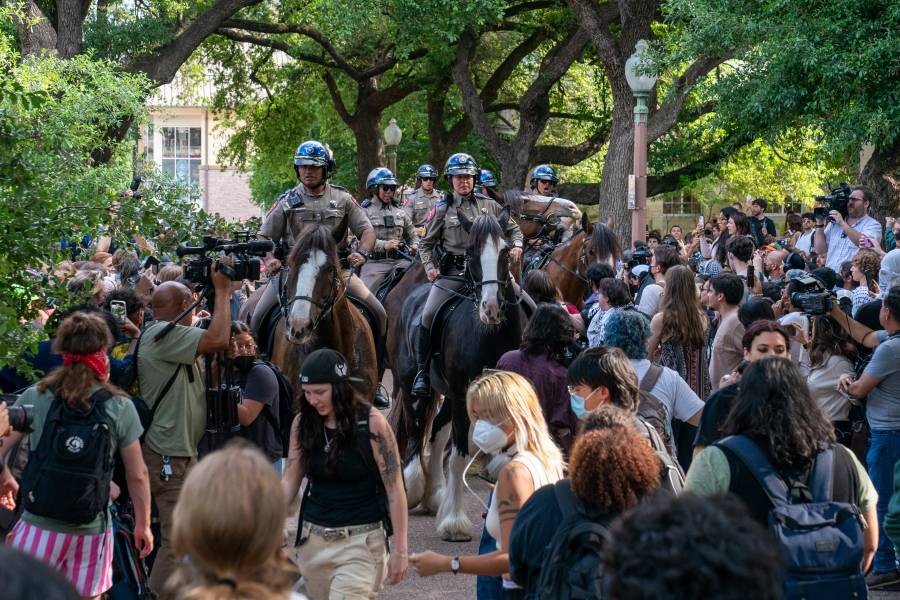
[
  {"x1": 2, "y1": 394, "x2": 33, "y2": 433},
  {"x1": 790, "y1": 275, "x2": 833, "y2": 316},
  {"x1": 177, "y1": 231, "x2": 273, "y2": 286},
  {"x1": 813, "y1": 183, "x2": 851, "y2": 223}
]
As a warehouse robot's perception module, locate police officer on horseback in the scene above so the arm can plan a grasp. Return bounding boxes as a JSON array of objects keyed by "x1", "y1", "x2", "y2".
[
  {"x1": 360, "y1": 167, "x2": 418, "y2": 292},
  {"x1": 255, "y1": 140, "x2": 390, "y2": 407},
  {"x1": 412, "y1": 153, "x2": 526, "y2": 397},
  {"x1": 479, "y1": 169, "x2": 500, "y2": 201},
  {"x1": 403, "y1": 164, "x2": 442, "y2": 234},
  {"x1": 529, "y1": 164, "x2": 559, "y2": 196}
]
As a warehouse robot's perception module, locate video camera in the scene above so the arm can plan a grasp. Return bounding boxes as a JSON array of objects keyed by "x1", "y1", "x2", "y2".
[
  {"x1": 177, "y1": 231, "x2": 273, "y2": 286},
  {"x1": 814, "y1": 183, "x2": 851, "y2": 222},
  {"x1": 627, "y1": 247, "x2": 653, "y2": 270},
  {"x1": 790, "y1": 275, "x2": 833, "y2": 316}
]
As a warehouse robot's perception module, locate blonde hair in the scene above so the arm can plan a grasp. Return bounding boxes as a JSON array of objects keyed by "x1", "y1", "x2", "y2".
[
  {"x1": 466, "y1": 371, "x2": 565, "y2": 478},
  {"x1": 169, "y1": 443, "x2": 298, "y2": 600}
]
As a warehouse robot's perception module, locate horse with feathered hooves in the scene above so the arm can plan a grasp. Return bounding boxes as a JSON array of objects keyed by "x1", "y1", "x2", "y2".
[{"x1": 391, "y1": 211, "x2": 528, "y2": 541}]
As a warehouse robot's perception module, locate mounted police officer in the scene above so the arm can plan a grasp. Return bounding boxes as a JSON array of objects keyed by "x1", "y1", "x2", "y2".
[
  {"x1": 529, "y1": 164, "x2": 559, "y2": 196},
  {"x1": 359, "y1": 167, "x2": 418, "y2": 292},
  {"x1": 479, "y1": 169, "x2": 500, "y2": 201},
  {"x1": 412, "y1": 153, "x2": 528, "y2": 397},
  {"x1": 402, "y1": 164, "x2": 442, "y2": 235},
  {"x1": 255, "y1": 140, "x2": 389, "y2": 407}
]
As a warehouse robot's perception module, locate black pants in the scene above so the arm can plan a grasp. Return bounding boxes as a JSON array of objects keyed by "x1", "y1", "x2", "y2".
[{"x1": 501, "y1": 587, "x2": 526, "y2": 600}]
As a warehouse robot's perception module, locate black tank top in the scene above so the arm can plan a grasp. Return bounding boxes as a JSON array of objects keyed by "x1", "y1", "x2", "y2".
[{"x1": 302, "y1": 424, "x2": 385, "y2": 527}]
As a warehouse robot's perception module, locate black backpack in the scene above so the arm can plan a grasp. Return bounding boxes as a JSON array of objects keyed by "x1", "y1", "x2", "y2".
[
  {"x1": 254, "y1": 360, "x2": 297, "y2": 459},
  {"x1": 536, "y1": 481, "x2": 609, "y2": 600},
  {"x1": 19, "y1": 388, "x2": 116, "y2": 525},
  {"x1": 636, "y1": 417, "x2": 685, "y2": 495}
]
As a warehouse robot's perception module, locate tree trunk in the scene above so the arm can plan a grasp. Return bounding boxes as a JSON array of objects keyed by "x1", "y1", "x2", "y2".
[
  {"x1": 859, "y1": 139, "x2": 900, "y2": 221},
  {"x1": 350, "y1": 107, "x2": 386, "y2": 198},
  {"x1": 598, "y1": 114, "x2": 635, "y2": 243},
  {"x1": 55, "y1": 0, "x2": 89, "y2": 59},
  {"x1": 16, "y1": 0, "x2": 57, "y2": 56}
]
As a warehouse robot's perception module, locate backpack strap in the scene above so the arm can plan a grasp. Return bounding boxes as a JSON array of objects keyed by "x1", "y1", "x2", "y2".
[
  {"x1": 717, "y1": 435, "x2": 791, "y2": 506},
  {"x1": 552, "y1": 480, "x2": 578, "y2": 520},
  {"x1": 355, "y1": 407, "x2": 394, "y2": 537},
  {"x1": 146, "y1": 364, "x2": 183, "y2": 430},
  {"x1": 640, "y1": 365, "x2": 663, "y2": 393},
  {"x1": 808, "y1": 447, "x2": 835, "y2": 503}
]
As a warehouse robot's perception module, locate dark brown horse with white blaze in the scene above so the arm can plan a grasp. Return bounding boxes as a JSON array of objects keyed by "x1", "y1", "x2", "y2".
[
  {"x1": 391, "y1": 211, "x2": 527, "y2": 541},
  {"x1": 268, "y1": 225, "x2": 377, "y2": 398}
]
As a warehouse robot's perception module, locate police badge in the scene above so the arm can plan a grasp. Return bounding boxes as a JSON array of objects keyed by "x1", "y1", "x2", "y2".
[{"x1": 329, "y1": 199, "x2": 338, "y2": 208}]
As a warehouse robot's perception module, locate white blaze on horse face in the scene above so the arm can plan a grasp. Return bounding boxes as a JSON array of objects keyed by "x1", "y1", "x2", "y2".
[
  {"x1": 479, "y1": 235, "x2": 505, "y2": 324},
  {"x1": 289, "y1": 249, "x2": 327, "y2": 332},
  {"x1": 553, "y1": 198, "x2": 582, "y2": 241}
]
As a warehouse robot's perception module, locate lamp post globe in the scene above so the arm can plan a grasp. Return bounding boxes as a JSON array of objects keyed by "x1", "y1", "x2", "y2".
[{"x1": 383, "y1": 118, "x2": 402, "y2": 177}]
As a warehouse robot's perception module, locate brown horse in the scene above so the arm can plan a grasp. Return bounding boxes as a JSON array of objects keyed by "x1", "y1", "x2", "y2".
[
  {"x1": 269, "y1": 225, "x2": 377, "y2": 398},
  {"x1": 541, "y1": 219, "x2": 621, "y2": 308},
  {"x1": 501, "y1": 191, "x2": 582, "y2": 245}
]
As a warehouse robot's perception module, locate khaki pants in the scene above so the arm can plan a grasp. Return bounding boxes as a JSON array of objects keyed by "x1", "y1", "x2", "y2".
[
  {"x1": 360, "y1": 259, "x2": 411, "y2": 292},
  {"x1": 295, "y1": 523, "x2": 388, "y2": 600},
  {"x1": 142, "y1": 446, "x2": 195, "y2": 599}
]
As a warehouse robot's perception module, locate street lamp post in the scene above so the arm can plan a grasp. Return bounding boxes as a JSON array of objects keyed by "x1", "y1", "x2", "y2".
[
  {"x1": 383, "y1": 118, "x2": 402, "y2": 177},
  {"x1": 625, "y1": 40, "x2": 658, "y2": 248}
]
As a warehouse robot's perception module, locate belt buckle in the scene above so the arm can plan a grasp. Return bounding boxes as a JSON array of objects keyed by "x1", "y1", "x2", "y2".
[{"x1": 322, "y1": 528, "x2": 345, "y2": 541}]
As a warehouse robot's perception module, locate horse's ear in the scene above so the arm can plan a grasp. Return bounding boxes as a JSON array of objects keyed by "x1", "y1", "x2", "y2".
[
  {"x1": 581, "y1": 212, "x2": 593, "y2": 234},
  {"x1": 498, "y1": 206, "x2": 511, "y2": 230},
  {"x1": 457, "y1": 209, "x2": 473, "y2": 234}
]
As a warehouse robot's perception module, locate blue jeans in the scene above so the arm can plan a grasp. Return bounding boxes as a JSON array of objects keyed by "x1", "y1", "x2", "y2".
[
  {"x1": 867, "y1": 429, "x2": 900, "y2": 573},
  {"x1": 477, "y1": 491, "x2": 502, "y2": 600}
]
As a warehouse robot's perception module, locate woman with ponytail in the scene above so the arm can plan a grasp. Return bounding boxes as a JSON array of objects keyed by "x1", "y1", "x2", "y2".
[
  {"x1": 168, "y1": 443, "x2": 304, "y2": 600},
  {"x1": 1, "y1": 311, "x2": 152, "y2": 599}
]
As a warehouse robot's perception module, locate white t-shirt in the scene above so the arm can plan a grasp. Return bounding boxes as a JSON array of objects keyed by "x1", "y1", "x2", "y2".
[
  {"x1": 637, "y1": 283, "x2": 664, "y2": 318},
  {"x1": 807, "y1": 354, "x2": 855, "y2": 421},
  {"x1": 796, "y1": 230, "x2": 816, "y2": 255},
  {"x1": 824, "y1": 215, "x2": 882, "y2": 271},
  {"x1": 630, "y1": 359, "x2": 704, "y2": 424}
]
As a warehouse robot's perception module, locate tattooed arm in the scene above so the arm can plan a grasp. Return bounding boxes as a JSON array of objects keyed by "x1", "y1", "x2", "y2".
[
  {"x1": 370, "y1": 409, "x2": 409, "y2": 585},
  {"x1": 282, "y1": 413, "x2": 306, "y2": 504},
  {"x1": 410, "y1": 458, "x2": 535, "y2": 578}
]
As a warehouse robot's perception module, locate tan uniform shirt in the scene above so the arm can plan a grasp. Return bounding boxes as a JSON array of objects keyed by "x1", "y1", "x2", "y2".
[
  {"x1": 419, "y1": 192, "x2": 524, "y2": 272},
  {"x1": 361, "y1": 199, "x2": 418, "y2": 252},
  {"x1": 402, "y1": 187, "x2": 443, "y2": 228},
  {"x1": 258, "y1": 183, "x2": 372, "y2": 245}
]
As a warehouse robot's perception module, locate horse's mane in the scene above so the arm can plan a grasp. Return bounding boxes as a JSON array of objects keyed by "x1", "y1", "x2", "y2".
[
  {"x1": 287, "y1": 224, "x2": 340, "y2": 272},
  {"x1": 468, "y1": 214, "x2": 505, "y2": 256},
  {"x1": 590, "y1": 222, "x2": 623, "y2": 265}
]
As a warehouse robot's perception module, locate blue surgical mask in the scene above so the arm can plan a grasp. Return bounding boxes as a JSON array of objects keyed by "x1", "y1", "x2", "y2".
[{"x1": 570, "y1": 393, "x2": 588, "y2": 419}]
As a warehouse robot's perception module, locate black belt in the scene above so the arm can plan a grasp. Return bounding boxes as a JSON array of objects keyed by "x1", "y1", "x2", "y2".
[
  {"x1": 369, "y1": 249, "x2": 403, "y2": 260},
  {"x1": 440, "y1": 253, "x2": 466, "y2": 274}
]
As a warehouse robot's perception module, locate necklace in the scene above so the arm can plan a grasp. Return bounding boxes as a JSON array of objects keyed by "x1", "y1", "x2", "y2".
[{"x1": 324, "y1": 428, "x2": 334, "y2": 452}]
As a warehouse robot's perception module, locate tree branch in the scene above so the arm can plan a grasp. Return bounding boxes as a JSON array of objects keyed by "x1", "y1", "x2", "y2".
[
  {"x1": 648, "y1": 52, "x2": 733, "y2": 142},
  {"x1": 322, "y1": 71, "x2": 355, "y2": 126},
  {"x1": 358, "y1": 48, "x2": 429, "y2": 79},
  {"x1": 647, "y1": 144, "x2": 733, "y2": 196},
  {"x1": 452, "y1": 30, "x2": 505, "y2": 156},
  {"x1": 533, "y1": 124, "x2": 611, "y2": 164},
  {"x1": 128, "y1": 0, "x2": 265, "y2": 85},
  {"x1": 564, "y1": 0, "x2": 621, "y2": 75},
  {"x1": 504, "y1": 0, "x2": 561, "y2": 18},
  {"x1": 216, "y1": 28, "x2": 338, "y2": 69},
  {"x1": 480, "y1": 28, "x2": 549, "y2": 108},
  {"x1": 520, "y1": 26, "x2": 589, "y2": 108},
  {"x1": 366, "y1": 82, "x2": 421, "y2": 112}
]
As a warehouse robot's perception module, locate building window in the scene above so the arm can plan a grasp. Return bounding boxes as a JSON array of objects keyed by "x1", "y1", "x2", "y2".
[
  {"x1": 662, "y1": 193, "x2": 701, "y2": 215},
  {"x1": 159, "y1": 126, "x2": 201, "y2": 189}
]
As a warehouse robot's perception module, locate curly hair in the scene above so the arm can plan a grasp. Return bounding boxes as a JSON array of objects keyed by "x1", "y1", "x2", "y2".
[
  {"x1": 580, "y1": 404, "x2": 639, "y2": 434},
  {"x1": 603, "y1": 309, "x2": 650, "y2": 360},
  {"x1": 852, "y1": 249, "x2": 881, "y2": 294},
  {"x1": 602, "y1": 493, "x2": 781, "y2": 600},
  {"x1": 520, "y1": 303, "x2": 575, "y2": 362},
  {"x1": 569, "y1": 428, "x2": 660, "y2": 513},
  {"x1": 658, "y1": 265, "x2": 707, "y2": 348},
  {"x1": 723, "y1": 357, "x2": 835, "y2": 472}
]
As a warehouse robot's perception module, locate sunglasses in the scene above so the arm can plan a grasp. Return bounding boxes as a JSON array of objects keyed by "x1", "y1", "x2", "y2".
[
  {"x1": 381, "y1": 185, "x2": 397, "y2": 191},
  {"x1": 421, "y1": 177, "x2": 436, "y2": 182}
]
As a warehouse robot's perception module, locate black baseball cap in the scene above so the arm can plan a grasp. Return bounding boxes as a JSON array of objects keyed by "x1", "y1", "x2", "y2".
[{"x1": 299, "y1": 348, "x2": 364, "y2": 384}]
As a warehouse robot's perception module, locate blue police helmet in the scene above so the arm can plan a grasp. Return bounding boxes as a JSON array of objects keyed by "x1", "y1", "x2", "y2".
[
  {"x1": 480, "y1": 169, "x2": 498, "y2": 188},
  {"x1": 530, "y1": 164, "x2": 559, "y2": 187},
  {"x1": 294, "y1": 140, "x2": 335, "y2": 178},
  {"x1": 416, "y1": 164, "x2": 439, "y2": 180},
  {"x1": 366, "y1": 167, "x2": 398, "y2": 189},
  {"x1": 443, "y1": 153, "x2": 480, "y2": 183}
]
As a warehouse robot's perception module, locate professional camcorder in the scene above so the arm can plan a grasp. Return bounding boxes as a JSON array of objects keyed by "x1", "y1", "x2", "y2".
[
  {"x1": 177, "y1": 231, "x2": 273, "y2": 286},
  {"x1": 790, "y1": 275, "x2": 833, "y2": 316},
  {"x1": 628, "y1": 247, "x2": 653, "y2": 270},
  {"x1": 813, "y1": 183, "x2": 851, "y2": 222}
]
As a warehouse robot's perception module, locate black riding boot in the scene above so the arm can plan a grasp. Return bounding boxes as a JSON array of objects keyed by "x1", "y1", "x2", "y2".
[
  {"x1": 412, "y1": 325, "x2": 432, "y2": 397},
  {"x1": 373, "y1": 334, "x2": 390, "y2": 410}
]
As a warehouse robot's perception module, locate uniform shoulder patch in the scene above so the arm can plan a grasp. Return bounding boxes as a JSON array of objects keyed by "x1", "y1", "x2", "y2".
[
  {"x1": 330, "y1": 183, "x2": 348, "y2": 192},
  {"x1": 361, "y1": 199, "x2": 372, "y2": 208}
]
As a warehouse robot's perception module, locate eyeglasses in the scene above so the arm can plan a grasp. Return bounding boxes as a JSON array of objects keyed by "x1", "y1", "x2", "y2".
[
  {"x1": 421, "y1": 177, "x2": 436, "y2": 182},
  {"x1": 233, "y1": 342, "x2": 257, "y2": 353},
  {"x1": 381, "y1": 185, "x2": 397, "y2": 191}
]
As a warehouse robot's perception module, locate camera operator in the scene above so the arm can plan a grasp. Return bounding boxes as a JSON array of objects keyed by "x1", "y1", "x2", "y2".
[
  {"x1": 138, "y1": 259, "x2": 234, "y2": 598},
  {"x1": 814, "y1": 186, "x2": 883, "y2": 272},
  {"x1": 0, "y1": 403, "x2": 13, "y2": 510}
]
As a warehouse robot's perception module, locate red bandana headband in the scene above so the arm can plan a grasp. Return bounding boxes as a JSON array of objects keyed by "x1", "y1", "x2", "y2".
[{"x1": 61, "y1": 350, "x2": 109, "y2": 380}]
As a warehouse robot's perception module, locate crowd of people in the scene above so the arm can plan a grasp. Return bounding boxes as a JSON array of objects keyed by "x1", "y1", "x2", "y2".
[{"x1": 1, "y1": 139, "x2": 900, "y2": 600}]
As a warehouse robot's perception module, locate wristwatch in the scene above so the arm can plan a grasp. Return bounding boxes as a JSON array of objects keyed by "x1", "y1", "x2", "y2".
[{"x1": 450, "y1": 556, "x2": 460, "y2": 574}]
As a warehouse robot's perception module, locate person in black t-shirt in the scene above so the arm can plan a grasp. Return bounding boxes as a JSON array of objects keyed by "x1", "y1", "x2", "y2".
[
  {"x1": 749, "y1": 197, "x2": 777, "y2": 248},
  {"x1": 694, "y1": 320, "x2": 791, "y2": 452}
]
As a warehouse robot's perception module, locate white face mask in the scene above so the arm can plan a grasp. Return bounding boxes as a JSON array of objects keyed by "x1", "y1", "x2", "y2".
[{"x1": 472, "y1": 419, "x2": 510, "y2": 455}]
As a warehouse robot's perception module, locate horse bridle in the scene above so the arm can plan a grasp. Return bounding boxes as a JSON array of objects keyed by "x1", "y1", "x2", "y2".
[
  {"x1": 518, "y1": 199, "x2": 564, "y2": 245},
  {"x1": 279, "y1": 261, "x2": 346, "y2": 332},
  {"x1": 545, "y1": 228, "x2": 591, "y2": 286}
]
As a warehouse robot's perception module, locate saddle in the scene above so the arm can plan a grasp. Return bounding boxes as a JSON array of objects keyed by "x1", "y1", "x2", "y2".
[
  {"x1": 520, "y1": 243, "x2": 556, "y2": 283},
  {"x1": 347, "y1": 296, "x2": 382, "y2": 345},
  {"x1": 374, "y1": 261, "x2": 414, "y2": 304}
]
